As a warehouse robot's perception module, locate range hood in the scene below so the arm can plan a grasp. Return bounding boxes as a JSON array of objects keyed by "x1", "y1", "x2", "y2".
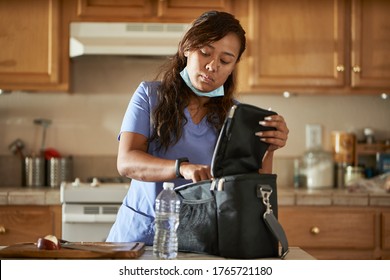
[{"x1": 70, "y1": 22, "x2": 189, "y2": 57}]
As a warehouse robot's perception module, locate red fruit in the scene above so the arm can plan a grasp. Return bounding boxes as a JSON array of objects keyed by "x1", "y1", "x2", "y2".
[{"x1": 36, "y1": 235, "x2": 60, "y2": 250}]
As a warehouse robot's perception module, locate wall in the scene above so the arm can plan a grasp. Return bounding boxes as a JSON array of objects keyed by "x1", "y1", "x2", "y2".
[{"x1": 1, "y1": 56, "x2": 389, "y2": 185}]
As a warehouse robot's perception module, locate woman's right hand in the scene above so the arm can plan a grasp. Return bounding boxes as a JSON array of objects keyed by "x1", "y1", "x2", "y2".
[{"x1": 180, "y1": 162, "x2": 212, "y2": 182}]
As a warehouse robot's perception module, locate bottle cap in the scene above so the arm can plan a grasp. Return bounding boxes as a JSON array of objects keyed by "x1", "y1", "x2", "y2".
[{"x1": 163, "y1": 182, "x2": 175, "y2": 189}]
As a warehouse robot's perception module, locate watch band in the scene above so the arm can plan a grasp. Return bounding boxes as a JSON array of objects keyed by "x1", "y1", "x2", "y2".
[{"x1": 175, "y1": 157, "x2": 189, "y2": 178}]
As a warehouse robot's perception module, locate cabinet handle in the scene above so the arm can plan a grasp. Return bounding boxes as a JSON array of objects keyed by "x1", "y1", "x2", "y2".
[
  {"x1": 310, "y1": 226, "x2": 320, "y2": 235},
  {"x1": 352, "y1": 66, "x2": 361, "y2": 73},
  {"x1": 336, "y1": 65, "x2": 345, "y2": 72},
  {"x1": 0, "y1": 225, "x2": 6, "y2": 234}
]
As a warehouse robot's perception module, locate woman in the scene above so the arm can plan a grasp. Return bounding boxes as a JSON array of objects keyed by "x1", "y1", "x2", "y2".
[{"x1": 107, "y1": 11, "x2": 289, "y2": 244}]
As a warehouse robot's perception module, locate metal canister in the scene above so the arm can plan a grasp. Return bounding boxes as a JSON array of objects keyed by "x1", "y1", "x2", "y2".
[
  {"x1": 331, "y1": 131, "x2": 356, "y2": 165},
  {"x1": 47, "y1": 157, "x2": 73, "y2": 188},
  {"x1": 24, "y1": 156, "x2": 45, "y2": 187},
  {"x1": 334, "y1": 162, "x2": 347, "y2": 188}
]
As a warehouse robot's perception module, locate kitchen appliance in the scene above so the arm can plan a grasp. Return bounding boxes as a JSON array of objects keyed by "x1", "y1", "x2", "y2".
[
  {"x1": 70, "y1": 22, "x2": 189, "y2": 57},
  {"x1": 60, "y1": 178, "x2": 130, "y2": 242}
]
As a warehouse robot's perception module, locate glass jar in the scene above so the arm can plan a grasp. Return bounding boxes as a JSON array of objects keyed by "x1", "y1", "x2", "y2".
[
  {"x1": 344, "y1": 166, "x2": 364, "y2": 186},
  {"x1": 300, "y1": 148, "x2": 334, "y2": 189}
]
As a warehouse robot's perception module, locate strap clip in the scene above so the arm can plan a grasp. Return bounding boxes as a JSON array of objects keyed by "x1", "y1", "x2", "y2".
[{"x1": 258, "y1": 185, "x2": 273, "y2": 215}]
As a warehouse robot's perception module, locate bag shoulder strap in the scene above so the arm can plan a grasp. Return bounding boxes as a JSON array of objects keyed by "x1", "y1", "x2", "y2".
[
  {"x1": 259, "y1": 185, "x2": 289, "y2": 259},
  {"x1": 264, "y1": 212, "x2": 289, "y2": 259}
]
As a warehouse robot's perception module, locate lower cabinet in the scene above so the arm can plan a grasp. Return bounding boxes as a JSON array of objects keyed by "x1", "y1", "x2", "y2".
[
  {"x1": 382, "y1": 211, "x2": 390, "y2": 259},
  {"x1": 279, "y1": 206, "x2": 389, "y2": 260},
  {"x1": 0, "y1": 205, "x2": 61, "y2": 246}
]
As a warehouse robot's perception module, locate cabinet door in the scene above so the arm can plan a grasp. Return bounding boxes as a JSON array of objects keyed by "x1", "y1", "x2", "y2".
[
  {"x1": 157, "y1": 0, "x2": 232, "y2": 20},
  {"x1": 76, "y1": 0, "x2": 154, "y2": 19},
  {"x1": 0, "y1": 206, "x2": 60, "y2": 246},
  {"x1": 351, "y1": 0, "x2": 390, "y2": 88},
  {"x1": 245, "y1": 0, "x2": 346, "y2": 90},
  {"x1": 0, "y1": 0, "x2": 61, "y2": 90},
  {"x1": 76, "y1": 0, "x2": 232, "y2": 21},
  {"x1": 382, "y1": 211, "x2": 390, "y2": 250}
]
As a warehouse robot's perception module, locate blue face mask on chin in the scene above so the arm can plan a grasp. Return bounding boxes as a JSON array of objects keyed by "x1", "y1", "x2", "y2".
[{"x1": 180, "y1": 67, "x2": 224, "y2": 98}]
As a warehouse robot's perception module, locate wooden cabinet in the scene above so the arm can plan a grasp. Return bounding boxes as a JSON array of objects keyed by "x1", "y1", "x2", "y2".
[
  {"x1": 382, "y1": 211, "x2": 390, "y2": 250},
  {"x1": 243, "y1": 0, "x2": 346, "y2": 90},
  {"x1": 157, "y1": 0, "x2": 233, "y2": 20},
  {"x1": 382, "y1": 211, "x2": 390, "y2": 259},
  {"x1": 0, "y1": 0, "x2": 232, "y2": 92},
  {"x1": 0, "y1": 0, "x2": 68, "y2": 92},
  {"x1": 2, "y1": 0, "x2": 388, "y2": 93},
  {"x1": 75, "y1": 0, "x2": 154, "y2": 19},
  {"x1": 279, "y1": 206, "x2": 390, "y2": 259},
  {"x1": 279, "y1": 206, "x2": 376, "y2": 259},
  {"x1": 74, "y1": 0, "x2": 232, "y2": 22},
  {"x1": 351, "y1": 0, "x2": 390, "y2": 88},
  {"x1": 237, "y1": 0, "x2": 390, "y2": 94},
  {"x1": 0, "y1": 205, "x2": 61, "y2": 246}
]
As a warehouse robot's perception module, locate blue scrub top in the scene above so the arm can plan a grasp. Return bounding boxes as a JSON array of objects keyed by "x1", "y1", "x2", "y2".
[{"x1": 106, "y1": 81, "x2": 219, "y2": 245}]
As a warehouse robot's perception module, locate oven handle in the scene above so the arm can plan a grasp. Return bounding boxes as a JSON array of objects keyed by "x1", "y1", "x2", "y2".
[{"x1": 63, "y1": 214, "x2": 117, "y2": 223}]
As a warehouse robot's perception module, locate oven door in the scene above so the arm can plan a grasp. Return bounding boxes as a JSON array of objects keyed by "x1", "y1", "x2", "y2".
[{"x1": 62, "y1": 204, "x2": 120, "y2": 242}]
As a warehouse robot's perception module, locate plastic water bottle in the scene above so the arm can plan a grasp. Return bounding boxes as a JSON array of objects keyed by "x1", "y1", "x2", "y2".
[{"x1": 153, "y1": 182, "x2": 181, "y2": 259}]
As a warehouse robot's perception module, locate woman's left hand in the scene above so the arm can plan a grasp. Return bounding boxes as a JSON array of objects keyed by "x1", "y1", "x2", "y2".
[{"x1": 255, "y1": 114, "x2": 289, "y2": 152}]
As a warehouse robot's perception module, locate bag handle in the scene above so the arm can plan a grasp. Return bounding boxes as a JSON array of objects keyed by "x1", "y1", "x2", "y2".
[{"x1": 259, "y1": 185, "x2": 289, "y2": 259}]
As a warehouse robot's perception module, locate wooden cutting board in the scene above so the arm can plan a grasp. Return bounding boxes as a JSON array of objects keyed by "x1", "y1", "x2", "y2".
[{"x1": 0, "y1": 242, "x2": 145, "y2": 259}]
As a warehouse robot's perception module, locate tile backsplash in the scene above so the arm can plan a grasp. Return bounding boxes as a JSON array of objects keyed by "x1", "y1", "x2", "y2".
[
  {"x1": 0, "y1": 155, "x2": 295, "y2": 188},
  {"x1": 0, "y1": 155, "x2": 119, "y2": 187}
]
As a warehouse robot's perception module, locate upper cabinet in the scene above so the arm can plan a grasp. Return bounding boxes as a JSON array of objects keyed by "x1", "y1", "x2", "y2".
[
  {"x1": 237, "y1": 0, "x2": 390, "y2": 94},
  {"x1": 350, "y1": 0, "x2": 390, "y2": 88},
  {"x1": 1, "y1": 0, "x2": 388, "y2": 94},
  {"x1": 0, "y1": 0, "x2": 68, "y2": 92},
  {"x1": 0, "y1": 0, "x2": 232, "y2": 92},
  {"x1": 74, "y1": 0, "x2": 232, "y2": 22}
]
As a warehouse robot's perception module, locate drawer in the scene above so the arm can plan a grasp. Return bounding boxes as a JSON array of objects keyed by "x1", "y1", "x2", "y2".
[
  {"x1": 381, "y1": 211, "x2": 390, "y2": 250},
  {"x1": 279, "y1": 206, "x2": 376, "y2": 249}
]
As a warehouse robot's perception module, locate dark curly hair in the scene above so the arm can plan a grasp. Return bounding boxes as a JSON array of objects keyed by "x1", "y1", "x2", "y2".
[{"x1": 151, "y1": 10, "x2": 246, "y2": 151}]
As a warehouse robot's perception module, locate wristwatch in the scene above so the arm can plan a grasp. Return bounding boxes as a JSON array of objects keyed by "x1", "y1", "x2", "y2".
[{"x1": 175, "y1": 157, "x2": 189, "y2": 178}]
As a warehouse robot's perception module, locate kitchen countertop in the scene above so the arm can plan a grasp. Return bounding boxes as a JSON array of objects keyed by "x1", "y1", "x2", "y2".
[
  {"x1": 0, "y1": 187, "x2": 61, "y2": 205},
  {"x1": 0, "y1": 245, "x2": 315, "y2": 260},
  {"x1": 140, "y1": 246, "x2": 315, "y2": 260},
  {"x1": 0, "y1": 186, "x2": 389, "y2": 206}
]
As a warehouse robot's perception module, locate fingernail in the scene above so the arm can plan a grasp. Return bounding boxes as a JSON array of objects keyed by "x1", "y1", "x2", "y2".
[
  {"x1": 255, "y1": 132, "x2": 263, "y2": 136},
  {"x1": 264, "y1": 116, "x2": 272, "y2": 121},
  {"x1": 260, "y1": 138, "x2": 267, "y2": 142},
  {"x1": 259, "y1": 121, "x2": 266, "y2": 125}
]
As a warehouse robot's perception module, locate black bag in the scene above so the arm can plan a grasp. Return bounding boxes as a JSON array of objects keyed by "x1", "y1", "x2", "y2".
[
  {"x1": 211, "y1": 103, "x2": 277, "y2": 177},
  {"x1": 175, "y1": 103, "x2": 289, "y2": 259}
]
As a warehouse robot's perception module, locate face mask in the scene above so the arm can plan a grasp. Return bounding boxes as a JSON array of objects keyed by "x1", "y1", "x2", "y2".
[{"x1": 180, "y1": 68, "x2": 224, "y2": 98}]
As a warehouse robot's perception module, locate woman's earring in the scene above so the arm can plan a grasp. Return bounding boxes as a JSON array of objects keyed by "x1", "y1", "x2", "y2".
[{"x1": 184, "y1": 51, "x2": 189, "y2": 57}]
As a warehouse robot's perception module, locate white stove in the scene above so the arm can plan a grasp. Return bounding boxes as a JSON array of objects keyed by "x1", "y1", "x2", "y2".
[{"x1": 60, "y1": 177, "x2": 130, "y2": 242}]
